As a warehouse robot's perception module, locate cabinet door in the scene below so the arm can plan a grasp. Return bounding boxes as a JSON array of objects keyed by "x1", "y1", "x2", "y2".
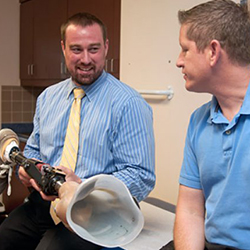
[
  {"x1": 33, "y1": 0, "x2": 67, "y2": 80},
  {"x1": 20, "y1": 0, "x2": 67, "y2": 86},
  {"x1": 68, "y1": 0, "x2": 121, "y2": 79},
  {"x1": 20, "y1": 0, "x2": 33, "y2": 80}
]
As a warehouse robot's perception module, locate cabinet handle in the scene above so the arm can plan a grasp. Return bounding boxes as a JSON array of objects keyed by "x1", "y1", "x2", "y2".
[
  {"x1": 28, "y1": 65, "x2": 30, "y2": 75},
  {"x1": 61, "y1": 62, "x2": 68, "y2": 75},
  {"x1": 61, "y1": 62, "x2": 64, "y2": 75},
  {"x1": 110, "y1": 59, "x2": 114, "y2": 72},
  {"x1": 64, "y1": 63, "x2": 68, "y2": 75},
  {"x1": 30, "y1": 64, "x2": 34, "y2": 75},
  {"x1": 105, "y1": 59, "x2": 108, "y2": 71}
]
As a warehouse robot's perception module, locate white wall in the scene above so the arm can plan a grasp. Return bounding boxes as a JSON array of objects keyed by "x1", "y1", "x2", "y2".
[
  {"x1": 120, "y1": 0, "x2": 241, "y2": 205},
  {"x1": 120, "y1": 0, "x2": 212, "y2": 204}
]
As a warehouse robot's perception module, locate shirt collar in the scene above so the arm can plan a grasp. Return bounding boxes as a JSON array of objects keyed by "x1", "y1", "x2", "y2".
[
  {"x1": 239, "y1": 81, "x2": 250, "y2": 115},
  {"x1": 81, "y1": 70, "x2": 107, "y2": 102},
  {"x1": 208, "y1": 81, "x2": 250, "y2": 124},
  {"x1": 66, "y1": 80, "x2": 77, "y2": 99},
  {"x1": 208, "y1": 96, "x2": 228, "y2": 124},
  {"x1": 65, "y1": 70, "x2": 107, "y2": 101}
]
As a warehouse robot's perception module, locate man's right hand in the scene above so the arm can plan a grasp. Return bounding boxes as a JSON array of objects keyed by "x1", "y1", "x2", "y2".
[
  {"x1": 18, "y1": 166, "x2": 32, "y2": 187},
  {"x1": 19, "y1": 165, "x2": 57, "y2": 201}
]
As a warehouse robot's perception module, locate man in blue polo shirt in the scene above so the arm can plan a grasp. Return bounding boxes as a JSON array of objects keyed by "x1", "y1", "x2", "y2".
[{"x1": 174, "y1": 0, "x2": 250, "y2": 249}]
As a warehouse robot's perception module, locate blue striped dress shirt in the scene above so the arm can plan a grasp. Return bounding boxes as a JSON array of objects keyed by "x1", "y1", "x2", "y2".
[{"x1": 24, "y1": 71, "x2": 155, "y2": 201}]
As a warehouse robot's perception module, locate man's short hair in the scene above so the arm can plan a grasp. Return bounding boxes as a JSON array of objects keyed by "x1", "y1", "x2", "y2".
[
  {"x1": 178, "y1": 0, "x2": 250, "y2": 66},
  {"x1": 61, "y1": 12, "x2": 107, "y2": 45}
]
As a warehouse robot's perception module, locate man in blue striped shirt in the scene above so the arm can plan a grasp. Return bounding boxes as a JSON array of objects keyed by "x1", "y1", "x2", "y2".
[{"x1": 0, "y1": 13, "x2": 155, "y2": 250}]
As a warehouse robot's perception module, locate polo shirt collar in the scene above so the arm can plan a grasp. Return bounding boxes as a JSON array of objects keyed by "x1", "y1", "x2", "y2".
[
  {"x1": 208, "y1": 96, "x2": 228, "y2": 124},
  {"x1": 208, "y1": 81, "x2": 250, "y2": 125},
  {"x1": 239, "y1": 81, "x2": 250, "y2": 115}
]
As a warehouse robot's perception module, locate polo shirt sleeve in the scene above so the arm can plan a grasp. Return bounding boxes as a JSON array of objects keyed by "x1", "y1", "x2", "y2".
[{"x1": 179, "y1": 113, "x2": 202, "y2": 190}]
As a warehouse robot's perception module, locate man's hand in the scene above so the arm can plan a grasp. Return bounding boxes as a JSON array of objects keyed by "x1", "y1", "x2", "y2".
[
  {"x1": 19, "y1": 163, "x2": 82, "y2": 201},
  {"x1": 18, "y1": 164, "x2": 57, "y2": 201},
  {"x1": 32, "y1": 164, "x2": 82, "y2": 200},
  {"x1": 35, "y1": 165, "x2": 82, "y2": 201},
  {"x1": 18, "y1": 166, "x2": 32, "y2": 187},
  {"x1": 57, "y1": 165, "x2": 82, "y2": 184},
  {"x1": 55, "y1": 181, "x2": 80, "y2": 229},
  {"x1": 30, "y1": 178, "x2": 58, "y2": 201}
]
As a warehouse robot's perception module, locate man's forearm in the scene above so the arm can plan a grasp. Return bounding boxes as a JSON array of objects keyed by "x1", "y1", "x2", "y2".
[
  {"x1": 174, "y1": 185, "x2": 205, "y2": 250},
  {"x1": 174, "y1": 209, "x2": 205, "y2": 250}
]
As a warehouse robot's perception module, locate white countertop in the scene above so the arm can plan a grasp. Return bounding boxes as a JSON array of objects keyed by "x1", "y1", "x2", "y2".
[{"x1": 122, "y1": 201, "x2": 175, "y2": 250}]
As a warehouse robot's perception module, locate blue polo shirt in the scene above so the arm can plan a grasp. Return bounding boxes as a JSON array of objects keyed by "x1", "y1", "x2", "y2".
[{"x1": 180, "y1": 83, "x2": 250, "y2": 249}]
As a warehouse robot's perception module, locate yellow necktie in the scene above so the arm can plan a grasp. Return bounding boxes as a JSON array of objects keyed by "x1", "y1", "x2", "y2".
[
  {"x1": 60, "y1": 88, "x2": 85, "y2": 171},
  {"x1": 50, "y1": 87, "x2": 85, "y2": 224}
]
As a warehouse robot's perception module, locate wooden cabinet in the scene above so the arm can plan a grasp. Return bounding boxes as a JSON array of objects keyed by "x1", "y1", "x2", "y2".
[
  {"x1": 20, "y1": 0, "x2": 68, "y2": 86},
  {"x1": 20, "y1": 0, "x2": 121, "y2": 86},
  {"x1": 20, "y1": 0, "x2": 33, "y2": 81}
]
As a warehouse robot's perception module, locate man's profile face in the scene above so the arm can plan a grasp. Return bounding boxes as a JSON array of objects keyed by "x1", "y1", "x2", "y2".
[{"x1": 176, "y1": 24, "x2": 211, "y2": 93}]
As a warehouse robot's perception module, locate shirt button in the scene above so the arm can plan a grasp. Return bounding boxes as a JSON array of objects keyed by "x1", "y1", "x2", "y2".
[{"x1": 225, "y1": 130, "x2": 231, "y2": 135}]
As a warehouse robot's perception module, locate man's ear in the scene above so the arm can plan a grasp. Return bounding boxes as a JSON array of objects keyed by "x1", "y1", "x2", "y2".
[{"x1": 208, "y1": 39, "x2": 222, "y2": 67}]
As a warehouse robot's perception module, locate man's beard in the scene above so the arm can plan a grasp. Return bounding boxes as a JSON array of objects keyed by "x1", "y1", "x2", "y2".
[
  {"x1": 71, "y1": 67, "x2": 102, "y2": 86},
  {"x1": 72, "y1": 72, "x2": 95, "y2": 85}
]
